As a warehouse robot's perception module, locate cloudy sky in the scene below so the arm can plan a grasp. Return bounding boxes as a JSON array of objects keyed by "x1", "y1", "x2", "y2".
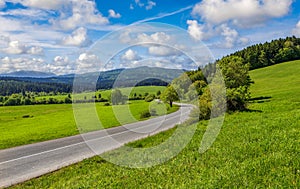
[{"x1": 0, "y1": 0, "x2": 299, "y2": 75}]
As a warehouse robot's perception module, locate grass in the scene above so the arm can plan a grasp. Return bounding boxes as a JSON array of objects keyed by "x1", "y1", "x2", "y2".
[
  {"x1": 10, "y1": 60, "x2": 300, "y2": 188},
  {"x1": 0, "y1": 86, "x2": 177, "y2": 149},
  {"x1": 35, "y1": 86, "x2": 166, "y2": 101}
]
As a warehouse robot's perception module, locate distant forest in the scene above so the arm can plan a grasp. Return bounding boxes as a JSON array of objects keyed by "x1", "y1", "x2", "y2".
[{"x1": 223, "y1": 36, "x2": 300, "y2": 70}]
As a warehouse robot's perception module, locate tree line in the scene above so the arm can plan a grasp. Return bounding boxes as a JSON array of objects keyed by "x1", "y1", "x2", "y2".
[{"x1": 226, "y1": 36, "x2": 300, "y2": 70}]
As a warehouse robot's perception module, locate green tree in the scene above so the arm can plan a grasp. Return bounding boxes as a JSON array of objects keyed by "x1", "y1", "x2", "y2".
[
  {"x1": 111, "y1": 89, "x2": 126, "y2": 105},
  {"x1": 217, "y1": 56, "x2": 251, "y2": 111},
  {"x1": 160, "y1": 86, "x2": 179, "y2": 107}
]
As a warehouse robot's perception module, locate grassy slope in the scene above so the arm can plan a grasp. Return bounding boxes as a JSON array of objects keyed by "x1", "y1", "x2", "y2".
[
  {"x1": 0, "y1": 86, "x2": 178, "y2": 149},
  {"x1": 11, "y1": 60, "x2": 300, "y2": 188}
]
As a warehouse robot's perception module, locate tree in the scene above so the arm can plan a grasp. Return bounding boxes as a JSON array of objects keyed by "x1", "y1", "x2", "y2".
[
  {"x1": 111, "y1": 89, "x2": 126, "y2": 105},
  {"x1": 217, "y1": 56, "x2": 252, "y2": 111},
  {"x1": 160, "y1": 86, "x2": 179, "y2": 107}
]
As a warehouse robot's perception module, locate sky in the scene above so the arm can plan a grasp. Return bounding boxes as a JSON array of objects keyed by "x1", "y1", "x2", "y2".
[{"x1": 0, "y1": 0, "x2": 299, "y2": 75}]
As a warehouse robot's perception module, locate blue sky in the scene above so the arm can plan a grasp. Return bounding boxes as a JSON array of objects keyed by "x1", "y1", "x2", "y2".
[{"x1": 0, "y1": 0, "x2": 299, "y2": 74}]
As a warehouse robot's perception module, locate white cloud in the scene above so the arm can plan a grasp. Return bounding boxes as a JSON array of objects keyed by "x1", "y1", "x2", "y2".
[
  {"x1": 76, "y1": 53, "x2": 102, "y2": 73},
  {"x1": 53, "y1": 56, "x2": 69, "y2": 66},
  {"x1": 292, "y1": 21, "x2": 300, "y2": 37},
  {"x1": 9, "y1": 0, "x2": 66, "y2": 10},
  {"x1": 135, "y1": 0, "x2": 144, "y2": 7},
  {"x1": 61, "y1": 27, "x2": 91, "y2": 47},
  {"x1": 220, "y1": 24, "x2": 239, "y2": 48},
  {"x1": 108, "y1": 9, "x2": 121, "y2": 18},
  {"x1": 136, "y1": 32, "x2": 171, "y2": 44},
  {"x1": 49, "y1": 0, "x2": 109, "y2": 30},
  {"x1": 130, "y1": 4, "x2": 134, "y2": 10},
  {"x1": 0, "y1": 56, "x2": 45, "y2": 73},
  {"x1": 187, "y1": 20, "x2": 205, "y2": 41},
  {"x1": 0, "y1": 8, "x2": 50, "y2": 19},
  {"x1": 120, "y1": 31, "x2": 172, "y2": 45},
  {"x1": 47, "y1": 56, "x2": 75, "y2": 75},
  {"x1": 192, "y1": 0, "x2": 292, "y2": 27},
  {"x1": 217, "y1": 24, "x2": 249, "y2": 48},
  {"x1": 121, "y1": 49, "x2": 140, "y2": 61},
  {"x1": 148, "y1": 46, "x2": 179, "y2": 56},
  {"x1": 0, "y1": 0, "x2": 6, "y2": 8},
  {"x1": 132, "y1": 0, "x2": 156, "y2": 10},
  {"x1": 27, "y1": 46, "x2": 44, "y2": 55},
  {"x1": 2, "y1": 40, "x2": 44, "y2": 54},
  {"x1": 146, "y1": 1, "x2": 156, "y2": 10}
]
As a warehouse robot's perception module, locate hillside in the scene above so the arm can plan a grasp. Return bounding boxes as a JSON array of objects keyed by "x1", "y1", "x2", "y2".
[
  {"x1": 13, "y1": 61, "x2": 300, "y2": 187},
  {"x1": 0, "y1": 67, "x2": 182, "y2": 95}
]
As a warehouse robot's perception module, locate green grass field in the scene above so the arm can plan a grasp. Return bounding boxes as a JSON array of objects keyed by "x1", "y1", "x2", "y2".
[
  {"x1": 0, "y1": 86, "x2": 177, "y2": 149},
  {"x1": 11, "y1": 60, "x2": 300, "y2": 188},
  {"x1": 35, "y1": 86, "x2": 166, "y2": 101}
]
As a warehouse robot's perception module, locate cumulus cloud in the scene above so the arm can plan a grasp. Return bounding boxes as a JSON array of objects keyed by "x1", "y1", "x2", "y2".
[
  {"x1": 220, "y1": 24, "x2": 239, "y2": 48},
  {"x1": 76, "y1": 53, "x2": 102, "y2": 73},
  {"x1": 0, "y1": 0, "x2": 6, "y2": 8},
  {"x1": 0, "y1": 56, "x2": 45, "y2": 73},
  {"x1": 2, "y1": 39, "x2": 44, "y2": 55},
  {"x1": 187, "y1": 20, "x2": 205, "y2": 41},
  {"x1": 108, "y1": 9, "x2": 121, "y2": 18},
  {"x1": 27, "y1": 46, "x2": 44, "y2": 55},
  {"x1": 192, "y1": 0, "x2": 292, "y2": 27},
  {"x1": 148, "y1": 46, "x2": 179, "y2": 56},
  {"x1": 132, "y1": 0, "x2": 156, "y2": 10},
  {"x1": 292, "y1": 21, "x2": 300, "y2": 37},
  {"x1": 121, "y1": 49, "x2": 140, "y2": 61},
  {"x1": 9, "y1": 0, "x2": 66, "y2": 10},
  {"x1": 120, "y1": 31, "x2": 172, "y2": 44},
  {"x1": 215, "y1": 24, "x2": 248, "y2": 48},
  {"x1": 61, "y1": 27, "x2": 91, "y2": 47},
  {"x1": 146, "y1": 1, "x2": 156, "y2": 10},
  {"x1": 46, "y1": 56, "x2": 75, "y2": 74},
  {"x1": 50, "y1": 0, "x2": 109, "y2": 30}
]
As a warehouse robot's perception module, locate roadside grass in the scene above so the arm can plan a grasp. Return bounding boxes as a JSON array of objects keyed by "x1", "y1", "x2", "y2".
[
  {"x1": 0, "y1": 91, "x2": 178, "y2": 149},
  {"x1": 10, "y1": 60, "x2": 300, "y2": 188}
]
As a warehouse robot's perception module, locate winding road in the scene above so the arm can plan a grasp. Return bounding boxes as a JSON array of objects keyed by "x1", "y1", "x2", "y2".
[{"x1": 0, "y1": 103, "x2": 194, "y2": 188}]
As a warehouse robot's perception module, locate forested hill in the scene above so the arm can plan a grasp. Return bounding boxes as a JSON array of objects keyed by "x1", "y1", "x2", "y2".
[{"x1": 226, "y1": 36, "x2": 300, "y2": 70}]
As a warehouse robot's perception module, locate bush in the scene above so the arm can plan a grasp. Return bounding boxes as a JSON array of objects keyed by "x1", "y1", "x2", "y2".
[
  {"x1": 145, "y1": 94, "x2": 155, "y2": 102},
  {"x1": 64, "y1": 97, "x2": 72, "y2": 104},
  {"x1": 150, "y1": 108, "x2": 157, "y2": 116},
  {"x1": 104, "y1": 102, "x2": 110, "y2": 106},
  {"x1": 140, "y1": 110, "x2": 151, "y2": 119}
]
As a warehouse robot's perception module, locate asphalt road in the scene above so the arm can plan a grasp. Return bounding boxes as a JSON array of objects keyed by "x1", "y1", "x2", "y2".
[{"x1": 0, "y1": 103, "x2": 194, "y2": 188}]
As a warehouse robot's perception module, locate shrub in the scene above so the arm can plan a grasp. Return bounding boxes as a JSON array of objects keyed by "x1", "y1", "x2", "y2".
[
  {"x1": 140, "y1": 110, "x2": 151, "y2": 119},
  {"x1": 150, "y1": 108, "x2": 157, "y2": 116},
  {"x1": 145, "y1": 94, "x2": 155, "y2": 102}
]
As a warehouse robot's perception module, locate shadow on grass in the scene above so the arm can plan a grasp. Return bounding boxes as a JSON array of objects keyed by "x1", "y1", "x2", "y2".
[
  {"x1": 248, "y1": 96, "x2": 272, "y2": 104},
  {"x1": 244, "y1": 109, "x2": 263, "y2": 113}
]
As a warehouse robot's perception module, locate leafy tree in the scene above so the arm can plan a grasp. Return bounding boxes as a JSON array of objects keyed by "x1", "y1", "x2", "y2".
[
  {"x1": 156, "y1": 90, "x2": 161, "y2": 97},
  {"x1": 145, "y1": 94, "x2": 155, "y2": 102},
  {"x1": 111, "y1": 89, "x2": 126, "y2": 105},
  {"x1": 64, "y1": 97, "x2": 72, "y2": 104},
  {"x1": 217, "y1": 56, "x2": 251, "y2": 110},
  {"x1": 160, "y1": 86, "x2": 179, "y2": 107}
]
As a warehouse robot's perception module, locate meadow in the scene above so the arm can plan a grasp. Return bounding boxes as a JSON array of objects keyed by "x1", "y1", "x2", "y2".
[
  {"x1": 10, "y1": 60, "x2": 300, "y2": 188},
  {"x1": 0, "y1": 86, "x2": 179, "y2": 149},
  {"x1": 35, "y1": 86, "x2": 165, "y2": 101}
]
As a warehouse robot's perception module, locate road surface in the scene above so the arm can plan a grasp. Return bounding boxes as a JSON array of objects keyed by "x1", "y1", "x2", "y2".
[{"x1": 0, "y1": 103, "x2": 194, "y2": 188}]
